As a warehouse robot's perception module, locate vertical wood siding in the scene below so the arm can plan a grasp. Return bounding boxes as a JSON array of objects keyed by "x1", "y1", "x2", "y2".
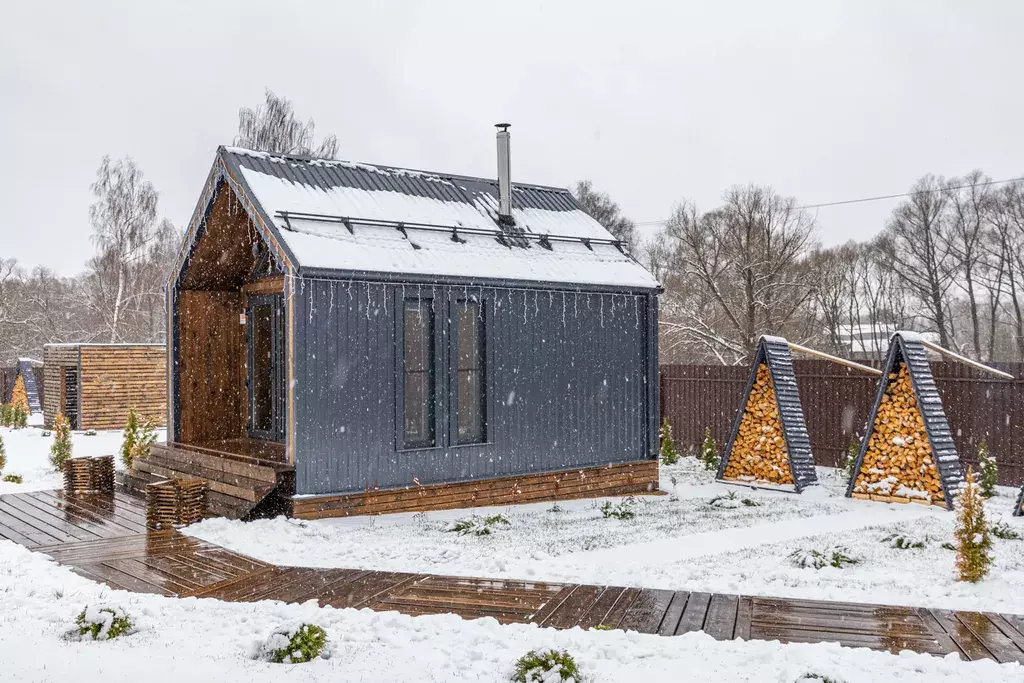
[{"x1": 293, "y1": 279, "x2": 657, "y2": 496}]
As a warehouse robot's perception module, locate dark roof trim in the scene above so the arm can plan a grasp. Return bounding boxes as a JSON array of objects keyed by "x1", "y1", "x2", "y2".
[{"x1": 295, "y1": 267, "x2": 662, "y2": 295}]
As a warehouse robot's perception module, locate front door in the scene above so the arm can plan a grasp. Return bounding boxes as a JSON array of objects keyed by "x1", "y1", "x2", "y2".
[{"x1": 247, "y1": 294, "x2": 285, "y2": 441}]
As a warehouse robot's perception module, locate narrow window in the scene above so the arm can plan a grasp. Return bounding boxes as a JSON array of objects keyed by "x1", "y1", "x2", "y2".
[
  {"x1": 403, "y1": 299, "x2": 435, "y2": 448},
  {"x1": 456, "y1": 301, "x2": 486, "y2": 444}
]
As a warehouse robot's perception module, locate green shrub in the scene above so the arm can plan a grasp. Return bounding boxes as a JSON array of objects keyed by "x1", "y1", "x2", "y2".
[
  {"x1": 446, "y1": 514, "x2": 511, "y2": 536},
  {"x1": 83, "y1": 429, "x2": 97, "y2": 436},
  {"x1": 954, "y1": 468, "x2": 992, "y2": 583},
  {"x1": 842, "y1": 439, "x2": 860, "y2": 480},
  {"x1": 512, "y1": 649, "x2": 582, "y2": 683},
  {"x1": 0, "y1": 433, "x2": 6, "y2": 473},
  {"x1": 708, "y1": 491, "x2": 741, "y2": 509},
  {"x1": 49, "y1": 413, "x2": 72, "y2": 471},
  {"x1": 797, "y1": 674, "x2": 842, "y2": 683},
  {"x1": 259, "y1": 623, "x2": 328, "y2": 664},
  {"x1": 978, "y1": 440, "x2": 997, "y2": 498},
  {"x1": 940, "y1": 541, "x2": 956, "y2": 551},
  {"x1": 881, "y1": 533, "x2": 926, "y2": 549},
  {"x1": 990, "y1": 521, "x2": 1021, "y2": 540},
  {"x1": 120, "y1": 408, "x2": 157, "y2": 469},
  {"x1": 789, "y1": 546, "x2": 858, "y2": 569},
  {"x1": 73, "y1": 605, "x2": 133, "y2": 641},
  {"x1": 659, "y1": 418, "x2": 680, "y2": 465},
  {"x1": 699, "y1": 427, "x2": 719, "y2": 472},
  {"x1": 0, "y1": 403, "x2": 9, "y2": 427},
  {"x1": 2, "y1": 474, "x2": 22, "y2": 484},
  {"x1": 599, "y1": 497, "x2": 636, "y2": 520},
  {"x1": 9, "y1": 404, "x2": 27, "y2": 429}
]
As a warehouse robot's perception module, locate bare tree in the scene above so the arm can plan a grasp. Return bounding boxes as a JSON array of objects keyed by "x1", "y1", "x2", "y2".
[
  {"x1": 571, "y1": 180, "x2": 639, "y2": 253},
  {"x1": 880, "y1": 175, "x2": 958, "y2": 348},
  {"x1": 86, "y1": 156, "x2": 175, "y2": 343},
  {"x1": 992, "y1": 180, "x2": 1024, "y2": 360},
  {"x1": 661, "y1": 185, "x2": 819, "y2": 363},
  {"x1": 234, "y1": 88, "x2": 338, "y2": 159}
]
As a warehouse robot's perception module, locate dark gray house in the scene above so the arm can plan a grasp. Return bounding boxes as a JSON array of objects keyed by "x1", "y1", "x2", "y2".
[{"x1": 138, "y1": 126, "x2": 661, "y2": 519}]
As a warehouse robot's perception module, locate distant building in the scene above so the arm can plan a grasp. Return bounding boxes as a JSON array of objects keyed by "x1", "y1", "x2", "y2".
[{"x1": 835, "y1": 324, "x2": 939, "y2": 361}]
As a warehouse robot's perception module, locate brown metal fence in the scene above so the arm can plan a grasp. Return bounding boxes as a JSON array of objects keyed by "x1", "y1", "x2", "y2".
[{"x1": 660, "y1": 360, "x2": 1024, "y2": 486}]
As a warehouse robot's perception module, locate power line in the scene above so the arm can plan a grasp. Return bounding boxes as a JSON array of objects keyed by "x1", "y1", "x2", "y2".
[{"x1": 635, "y1": 175, "x2": 1024, "y2": 227}]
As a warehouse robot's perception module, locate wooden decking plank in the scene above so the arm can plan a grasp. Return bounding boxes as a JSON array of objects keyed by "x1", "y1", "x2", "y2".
[
  {"x1": 539, "y1": 585, "x2": 607, "y2": 629},
  {"x1": 656, "y1": 592, "x2": 689, "y2": 636},
  {"x1": 160, "y1": 551, "x2": 245, "y2": 582},
  {"x1": 675, "y1": 591, "x2": 712, "y2": 635},
  {"x1": 703, "y1": 594, "x2": 739, "y2": 640},
  {"x1": 0, "y1": 508, "x2": 57, "y2": 548},
  {"x1": 213, "y1": 567, "x2": 292, "y2": 602},
  {"x1": 749, "y1": 626, "x2": 947, "y2": 653},
  {"x1": 81, "y1": 560, "x2": 176, "y2": 596},
  {"x1": 618, "y1": 588, "x2": 676, "y2": 634},
  {"x1": 303, "y1": 570, "x2": 374, "y2": 607},
  {"x1": 261, "y1": 568, "x2": 362, "y2": 605},
  {"x1": 375, "y1": 596, "x2": 534, "y2": 623},
  {"x1": 137, "y1": 554, "x2": 232, "y2": 590},
  {"x1": 416, "y1": 575, "x2": 564, "y2": 594},
  {"x1": 39, "y1": 490, "x2": 148, "y2": 527},
  {"x1": 735, "y1": 596, "x2": 753, "y2": 640},
  {"x1": 529, "y1": 585, "x2": 578, "y2": 624},
  {"x1": 954, "y1": 612, "x2": 1024, "y2": 664},
  {"x1": 15, "y1": 492, "x2": 136, "y2": 539},
  {"x1": 753, "y1": 596, "x2": 907, "y2": 615},
  {"x1": 601, "y1": 587, "x2": 642, "y2": 629},
  {"x1": 985, "y1": 613, "x2": 1024, "y2": 653},
  {"x1": 929, "y1": 609, "x2": 994, "y2": 661},
  {"x1": 751, "y1": 612, "x2": 935, "y2": 637},
  {"x1": 104, "y1": 558, "x2": 195, "y2": 596},
  {"x1": 572, "y1": 586, "x2": 626, "y2": 630},
  {"x1": 192, "y1": 547, "x2": 272, "y2": 574},
  {"x1": 247, "y1": 568, "x2": 322, "y2": 602},
  {"x1": 395, "y1": 587, "x2": 549, "y2": 612},
  {"x1": 0, "y1": 497, "x2": 100, "y2": 543},
  {"x1": 188, "y1": 566, "x2": 281, "y2": 599},
  {"x1": 348, "y1": 573, "x2": 424, "y2": 609}
]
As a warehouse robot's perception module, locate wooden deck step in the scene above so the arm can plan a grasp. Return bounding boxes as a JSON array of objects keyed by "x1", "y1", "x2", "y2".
[
  {"x1": 150, "y1": 443, "x2": 282, "y2": 484},
  {"x1": 134, "y1": 455, "x2": 275, "y2": 503}
]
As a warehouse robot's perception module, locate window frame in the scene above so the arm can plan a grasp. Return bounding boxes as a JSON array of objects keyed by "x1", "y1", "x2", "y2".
[
  {"x1": 398, "y1": 296, "x2": 440, "y2": 451},
  {"x1": 449, "y1": 297, "x2": 490, "y2": 446}
]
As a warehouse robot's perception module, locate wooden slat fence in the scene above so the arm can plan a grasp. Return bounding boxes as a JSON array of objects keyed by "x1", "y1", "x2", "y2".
[{"x1": 661, "y1": 360, "x2": 1024, "y2": 485}]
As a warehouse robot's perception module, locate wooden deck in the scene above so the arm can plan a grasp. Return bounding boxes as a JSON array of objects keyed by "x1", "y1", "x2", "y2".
[{"x1": 3, "y1": 491, "x2": 1024, "y2": 664}]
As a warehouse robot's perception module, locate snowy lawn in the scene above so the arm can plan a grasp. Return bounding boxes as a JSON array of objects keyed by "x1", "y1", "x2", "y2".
[
  {"x1": 0, "y1": 421, "x2": 165, "y2": 494},
  {"x1": 1, "y1": 538, "x2": 1021, "y2": 682},
  {"x1": 188, "y1": 459, "x2": 1024, "y2": 615}
]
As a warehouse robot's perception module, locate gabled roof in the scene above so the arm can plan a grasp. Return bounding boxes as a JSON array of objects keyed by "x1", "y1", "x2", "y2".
[{"x1": 217, "y1": 146, "x2": 658, "y2": 290}]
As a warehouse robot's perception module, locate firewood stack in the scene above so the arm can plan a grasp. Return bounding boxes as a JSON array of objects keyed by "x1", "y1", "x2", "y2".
[
  {"x1": 722, "y1": 363, "x2": 795, "y2": 486},
  {"x1": 63, "y1": 455, "x2": 115, "y2": 495},
  {"x1": 851, "y1": 362, "x2": 944, "y2": 506},
  {"x1": 146, "y1": 478, "x2": 207, "y2": 530}
]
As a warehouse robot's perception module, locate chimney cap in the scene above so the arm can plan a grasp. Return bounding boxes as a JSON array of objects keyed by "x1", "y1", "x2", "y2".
[{"x1": 495, "y1": 122, "x2": 511, "y2": 131}]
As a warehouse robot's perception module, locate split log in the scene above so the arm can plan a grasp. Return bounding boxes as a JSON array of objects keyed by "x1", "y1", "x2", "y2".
[
  {"x1": 851, "y1": 363, "x2": 944, "y2": 504},
  {"x1": 722, "y1": 363, "x2": 795, "y2": 486}
]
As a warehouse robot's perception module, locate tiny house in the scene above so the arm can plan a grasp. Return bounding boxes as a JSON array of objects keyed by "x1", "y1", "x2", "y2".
[
  {"x1": 43, "y1": 344, "x2": 166, "y2": 430},
  {"x1": 135, "y1": 126, "x2": 661, "y2": 519}
]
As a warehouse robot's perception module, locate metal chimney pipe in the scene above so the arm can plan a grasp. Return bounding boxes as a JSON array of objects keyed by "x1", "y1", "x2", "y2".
[{"x1": 495, "y1": 123, "x2": 512, "y2": 222}]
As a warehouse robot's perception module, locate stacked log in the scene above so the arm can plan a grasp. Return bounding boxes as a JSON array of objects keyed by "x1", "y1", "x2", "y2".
[
  {"x1": 63, "y1": 455, "x2": 115, "y2": 495},
  {"x1": 146, "y1": 478, "x2": 207, "y2": 530},
  {"x1": 722, "y1": 363, "x2": 795, "y2": 486},
  {"x1": 851, "y1": 363, "x2": 944, "y2": 506}
]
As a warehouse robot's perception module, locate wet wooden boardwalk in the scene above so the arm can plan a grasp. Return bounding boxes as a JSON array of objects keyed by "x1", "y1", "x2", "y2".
[{"x1": 3, "y1": 491, "x2": 1024, "y2": 664}]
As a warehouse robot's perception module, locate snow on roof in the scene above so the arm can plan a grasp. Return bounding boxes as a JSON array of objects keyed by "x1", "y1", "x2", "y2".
[{"x1": 223, "y1": 147, "x2": 658, "y2": 289}]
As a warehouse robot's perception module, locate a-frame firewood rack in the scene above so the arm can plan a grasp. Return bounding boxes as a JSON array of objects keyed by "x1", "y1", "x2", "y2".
[
  {"x1": 1014, "y1": 485, "x2": 1024, "y2": 518},
  {"x1": 716, "y1": 336, "x2": 819, "y2": 492},
  {"x1": 845, "y1": 332, "x2": 976, "y2": 510}
]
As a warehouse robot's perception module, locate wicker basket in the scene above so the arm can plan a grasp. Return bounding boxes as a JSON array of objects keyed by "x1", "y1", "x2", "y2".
[
  {"x1": 146, "y1": 478, "x2": 207, "y2": 530},
  {"x1": 62, "y1": 456, "x2": 115, "y2": 495}
]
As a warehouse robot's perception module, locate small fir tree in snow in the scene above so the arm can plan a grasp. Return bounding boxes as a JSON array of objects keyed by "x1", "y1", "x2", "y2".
[
  {"x1": 699, "y1": 427, "x2": 719, "y2": 472},
  {"x1": 10, "y1": 375, "x2": 29, "y2": 416},
  {"x1": 10, "y1": 404, "x2": 27, "y2": 429},
  {"x1": 50, "y1": 413, "x2": 72, "y2": 471},
  {"x1": 842, "y1": 438, "x2": 860, "y2": 480},
  {"x1": 0, "y1": 403, "x2": 10, "y2": 427},
  {"x1": 954, "y1": 468, "x2": 993, "y2": 583},
  {"x1": 978, "y1": 440, "x2": 997, "y2": 498},
  {"x1": 659, "y1": 419, "x2": 680, "y2": 465},
  {"x1": 0, "y1": 433, "x2": 5, "y2": 474},
  {"x1": 512, "y1": 649, "x2": 582, "y2": 683},
  {"x1": 120, "y1": 408, "x2": 157, "y2": 470},
  {"x1": 256, "y1": 623, "x2": 328, "y2": 664},
  {"x1": 73, "y1": 605, "x2": 133, "y2": 641}
]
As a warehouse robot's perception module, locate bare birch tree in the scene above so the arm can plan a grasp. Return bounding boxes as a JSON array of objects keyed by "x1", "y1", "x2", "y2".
[{"x1": 234, "y1": 88, "x2": 338, "y2": 159}]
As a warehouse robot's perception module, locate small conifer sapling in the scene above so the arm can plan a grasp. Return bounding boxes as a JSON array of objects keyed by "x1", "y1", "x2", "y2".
[
  {"x1": 954, "y1": 468, "x2": 993, "y2": 583},
  {"x1": 699, "y1": 427, "x2": 719, "y2": 472},
  {"x1": 659, "y1": 418, "x2": 680, "y2": 465},
  {"x1": 50, "y1": 413, "x2": 73, "y2": 471},
  {"x1": 978, "y1": 439, "x2": 997, "y2": 498}
]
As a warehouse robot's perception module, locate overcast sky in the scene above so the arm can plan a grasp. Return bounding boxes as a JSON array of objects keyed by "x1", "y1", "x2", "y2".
[{"x1": 3, "y1": 1, "x2": 1023, "y2": 275}]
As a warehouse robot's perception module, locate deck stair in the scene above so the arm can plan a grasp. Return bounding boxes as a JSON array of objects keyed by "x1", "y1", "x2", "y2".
[{"x1": 120, "y1": 442, "x2": 294, "y2": 520}]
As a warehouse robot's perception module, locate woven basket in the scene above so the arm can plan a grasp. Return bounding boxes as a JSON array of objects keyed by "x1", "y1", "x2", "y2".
[
  {"x1": 146, "y1": 478, "x2": 207, "y2": 530},
  {"x1": 63, "y1": 456, "x2": 115, "y2": 495}
]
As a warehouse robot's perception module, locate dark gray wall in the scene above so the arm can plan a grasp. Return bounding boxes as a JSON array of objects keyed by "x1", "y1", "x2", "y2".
[{"x1": 292, "y1": 278, "x2": 658, "y2": 496}]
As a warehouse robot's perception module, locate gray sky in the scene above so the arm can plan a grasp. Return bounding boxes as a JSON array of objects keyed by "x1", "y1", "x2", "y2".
[{"x1": 3, "y1": 1, "x2": 1023, "y2": 275}]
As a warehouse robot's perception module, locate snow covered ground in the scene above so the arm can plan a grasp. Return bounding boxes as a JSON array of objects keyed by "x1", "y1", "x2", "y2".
[
  {"x1": 1, "y1": 537, "x2": 1020, "y2": 682},
  {"x1": 0, "y1": 421, "x2": 165, "y2": 494},
  {"x1": 188, "y1": 460, "x2": 1024, "y2": 614}
]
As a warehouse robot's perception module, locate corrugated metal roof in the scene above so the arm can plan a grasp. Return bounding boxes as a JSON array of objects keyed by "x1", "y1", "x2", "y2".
[{"x1": 225, "y1": 147, "x2": 579, "y2": 213}]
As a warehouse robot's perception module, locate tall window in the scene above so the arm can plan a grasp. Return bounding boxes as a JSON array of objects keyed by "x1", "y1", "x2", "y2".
[
  {"x1": 403, "y1": 300, "x2": 435, "y2": 448},
  {"x1": 456, "y1": 301, "x2": 486, "y2": 444}
]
